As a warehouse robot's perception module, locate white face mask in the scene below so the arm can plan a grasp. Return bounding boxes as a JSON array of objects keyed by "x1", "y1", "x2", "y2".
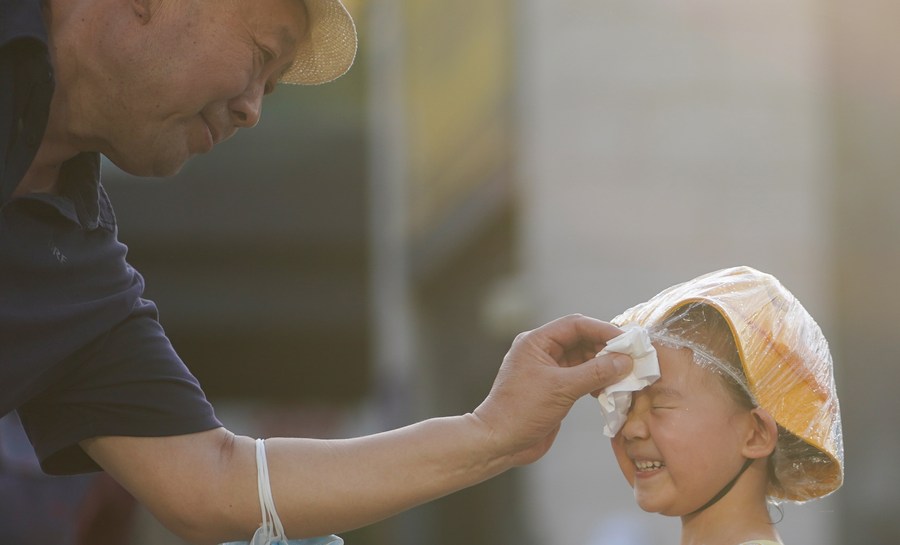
[{"x1": 221, "y1": 439, "x2": 344, "y2": 545}]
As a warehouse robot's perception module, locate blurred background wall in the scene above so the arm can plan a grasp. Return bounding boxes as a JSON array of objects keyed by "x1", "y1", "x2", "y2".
[
  {"x1": 515, "y1": 0, "x2": 834, "y2": 543},
  {"x1": 95, "y1": 0, "x2": 899, "y2": 543}
]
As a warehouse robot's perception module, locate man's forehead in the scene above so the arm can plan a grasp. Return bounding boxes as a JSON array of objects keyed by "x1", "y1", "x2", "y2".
[{"x1": 248, "y1": 1, "x2": 308, "y2": 46}]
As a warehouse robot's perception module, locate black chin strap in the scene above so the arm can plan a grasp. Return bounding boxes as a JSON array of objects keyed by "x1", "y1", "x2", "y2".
[{"x1": 686, "y1": 457, "x2": 755, "y2": 517}]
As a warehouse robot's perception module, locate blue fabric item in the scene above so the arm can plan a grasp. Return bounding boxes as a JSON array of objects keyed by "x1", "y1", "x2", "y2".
[
  {"x1": 0, "y1": 0, "x2": 221, "y2": 475},
  {"x1": 221, "y1": 536, "x2": 344, "y2": 545}
]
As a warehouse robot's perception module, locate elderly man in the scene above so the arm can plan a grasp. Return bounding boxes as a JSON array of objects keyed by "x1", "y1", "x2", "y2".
[{"x1": 0, "y1": 0, "x2": 633, "y2": 542}]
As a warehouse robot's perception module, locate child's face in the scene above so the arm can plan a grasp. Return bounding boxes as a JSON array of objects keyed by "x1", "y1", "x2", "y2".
[{"x1": 610, "y1": 343, "x2": 752, "y2": 516}]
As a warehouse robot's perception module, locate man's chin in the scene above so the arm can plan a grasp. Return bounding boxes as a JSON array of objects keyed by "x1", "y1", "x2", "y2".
[{"x1": 105, "y1": 153, "x2": 188, "y2": 178}]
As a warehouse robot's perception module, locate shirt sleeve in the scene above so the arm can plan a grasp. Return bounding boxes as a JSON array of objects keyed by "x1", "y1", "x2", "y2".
[{"x1": 17, "y1": 301, "x2": 222, "y2": 475}]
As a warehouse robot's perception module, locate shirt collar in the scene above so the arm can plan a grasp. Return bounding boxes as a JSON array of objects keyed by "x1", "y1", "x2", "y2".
[
  {"x1": 59, "y1": 152, "x2": 105, "y2": 230},
  {"x1": 0, "y1": 0, "x2": 49, "y2": 49},
  {"x1": 16, "y1": 152, "x2": 108, "y2": 231}
]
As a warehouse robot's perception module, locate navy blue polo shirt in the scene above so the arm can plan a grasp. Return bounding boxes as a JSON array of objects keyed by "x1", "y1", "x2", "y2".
[{"x1": 0, "y1": 0, "x2": 221, "y2": 475}]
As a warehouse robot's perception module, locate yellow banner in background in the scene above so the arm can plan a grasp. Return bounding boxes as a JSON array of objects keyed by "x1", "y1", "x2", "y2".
[{"x1": 403, "y1": 0, "x2": 513, "y2": 239}]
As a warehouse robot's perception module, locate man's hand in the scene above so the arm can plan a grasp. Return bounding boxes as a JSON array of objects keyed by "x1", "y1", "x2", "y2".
[{"x1": 473, "y1": 314, "x2": 632, "y2": 466}]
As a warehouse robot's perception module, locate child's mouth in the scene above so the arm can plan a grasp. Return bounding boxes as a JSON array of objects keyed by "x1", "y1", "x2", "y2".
[{"x1": 634, "y1": 460, "x2": 666, "y2": 472}]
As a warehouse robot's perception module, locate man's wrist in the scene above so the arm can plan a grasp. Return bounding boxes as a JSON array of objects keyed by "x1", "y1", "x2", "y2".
[{"x1": 451, "y1": 412, "x2": 515, "y2": 481}]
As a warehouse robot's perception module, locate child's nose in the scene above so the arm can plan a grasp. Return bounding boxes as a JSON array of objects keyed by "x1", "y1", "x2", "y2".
[{"x1": 620, "y1": 398, "x2": 650, "y2": 441}]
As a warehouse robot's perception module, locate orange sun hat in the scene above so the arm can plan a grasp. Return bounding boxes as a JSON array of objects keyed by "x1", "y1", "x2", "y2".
[{"x1": 612, "y1": 266, "x2": 843, "y2": 502}]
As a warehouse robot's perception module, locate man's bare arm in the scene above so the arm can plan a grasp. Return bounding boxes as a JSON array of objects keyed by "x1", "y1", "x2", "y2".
[
  {"x1": 82, "y1": 415, "x2": 502, "y2": 544},
  {"x1": 81, "y1": 315, "x2": 632, "y2": 544}
]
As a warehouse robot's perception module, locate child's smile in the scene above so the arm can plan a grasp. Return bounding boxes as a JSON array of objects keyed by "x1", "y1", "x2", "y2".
[
  {"x1": 611, "y1": 343, "x2": 752, "y2": 516},
  {"x1": 634, "y1": 459, "x2": 665, "y2": 473}
]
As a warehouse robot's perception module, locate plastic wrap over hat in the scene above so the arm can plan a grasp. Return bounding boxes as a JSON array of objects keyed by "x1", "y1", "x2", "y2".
[
  {"x1": 280, "y1": 0, "x2": 357, "y2": 85},
  {"x1": 611, "y1": 266, "x2": 843, "y2": 502}
]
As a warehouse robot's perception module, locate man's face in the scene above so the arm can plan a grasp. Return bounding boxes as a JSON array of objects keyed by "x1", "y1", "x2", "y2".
[{"x1": 94, "y1": 0, "x2": 307, "y2": 177}]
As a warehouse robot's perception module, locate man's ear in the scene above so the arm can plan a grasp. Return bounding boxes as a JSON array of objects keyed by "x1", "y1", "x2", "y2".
[
  {"x1": 742, "y1": 407, "x2": 778, "y2": 459},
  {"x1": 131, "y1": 0, "x2": 153, "y2": 24}
]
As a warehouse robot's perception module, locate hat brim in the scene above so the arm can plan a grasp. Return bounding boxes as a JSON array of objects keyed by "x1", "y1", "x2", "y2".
[{"x1": 280, "y1": 0, "x2": 358, "y2": 85}]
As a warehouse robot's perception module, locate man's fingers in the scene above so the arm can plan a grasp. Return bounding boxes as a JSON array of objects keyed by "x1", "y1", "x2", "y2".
[
  {"x1": 565, "y1": 352, "x2": 633, "y2": 399},
  {"x1": 530, "y1": 314, "x2": 624, "y2": 360}
]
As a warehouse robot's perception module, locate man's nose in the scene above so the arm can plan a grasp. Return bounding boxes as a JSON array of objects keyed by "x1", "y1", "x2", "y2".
[{"x1": 229, "y1": 83, "x2": 264, "y2": 129}]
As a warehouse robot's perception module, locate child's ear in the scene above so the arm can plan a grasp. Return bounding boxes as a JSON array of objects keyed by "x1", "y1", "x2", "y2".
[{"x1": 742, "y1": 407, "x2": 778, "y2": 459}]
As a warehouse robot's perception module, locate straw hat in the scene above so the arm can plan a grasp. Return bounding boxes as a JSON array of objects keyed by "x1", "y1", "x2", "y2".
[
  {"x1": 612, "y1": 266, "x2": 844, "y2": 502},
  {"x1": 280, "y1": 0, "x2": 358, "y2": 85}
]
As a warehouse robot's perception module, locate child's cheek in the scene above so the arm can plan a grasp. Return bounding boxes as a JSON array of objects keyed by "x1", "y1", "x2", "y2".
[{"x1": 610, "y1": 437, "x2": 636, "y2": 486}]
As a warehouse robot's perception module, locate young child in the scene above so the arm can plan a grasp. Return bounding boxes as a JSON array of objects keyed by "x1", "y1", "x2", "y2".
[{"x1": 599, "y1": 266, "x2": 843, "y2": 545}]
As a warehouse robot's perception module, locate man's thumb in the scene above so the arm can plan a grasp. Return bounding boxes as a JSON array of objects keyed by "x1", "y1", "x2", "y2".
[{"x1": 568, "y1": 352, "x2": 632, "y2": 398}]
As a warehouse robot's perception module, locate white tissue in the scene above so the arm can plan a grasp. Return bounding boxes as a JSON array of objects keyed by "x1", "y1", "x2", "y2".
[{"x1": 597, "y1": 325, "x2": 660, "y2": 437}]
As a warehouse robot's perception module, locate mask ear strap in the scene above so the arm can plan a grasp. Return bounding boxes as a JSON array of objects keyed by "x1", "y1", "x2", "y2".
[
  {"x1": 686, "y1": 457, "x2": 754, "y2": 517},
  {"x1": 256, "y1": 438, "x2": 287, "y2": 544}
]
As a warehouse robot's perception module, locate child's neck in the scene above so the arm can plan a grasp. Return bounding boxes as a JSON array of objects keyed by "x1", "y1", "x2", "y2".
[{"x1": 679, "y1": 489, "x2": 782, "y2": 545}]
